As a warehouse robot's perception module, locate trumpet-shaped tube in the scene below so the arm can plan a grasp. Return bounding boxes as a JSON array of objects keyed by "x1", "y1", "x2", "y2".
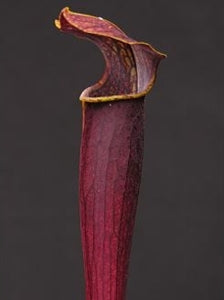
[{"x1": 55, "y1": 7, "x2": 166, "y2": 300}]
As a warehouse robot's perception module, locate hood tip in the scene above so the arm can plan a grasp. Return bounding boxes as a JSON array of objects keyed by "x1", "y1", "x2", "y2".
[{"x1": 54, "y1": 19, "x2": 61, "y2": 29}]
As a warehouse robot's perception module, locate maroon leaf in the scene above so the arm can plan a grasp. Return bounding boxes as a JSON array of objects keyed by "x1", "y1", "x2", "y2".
[{"x1": 55, "y1": 7, "x2": 166, "y2": 300}]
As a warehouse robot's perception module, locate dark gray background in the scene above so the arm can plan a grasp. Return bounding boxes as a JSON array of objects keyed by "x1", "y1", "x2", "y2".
[{"x1": 0, "y1": 0, "x2": 223, "y2": 299}]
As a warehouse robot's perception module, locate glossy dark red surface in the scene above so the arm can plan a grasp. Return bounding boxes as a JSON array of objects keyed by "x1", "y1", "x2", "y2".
[{"x1": 79, "y1": 100, "x2": 144, "y2": 300}]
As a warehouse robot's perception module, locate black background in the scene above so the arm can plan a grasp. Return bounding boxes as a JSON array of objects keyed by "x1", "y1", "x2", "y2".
[{"x1": 0, "y1": 0, "x2": 223, "y2": 299}]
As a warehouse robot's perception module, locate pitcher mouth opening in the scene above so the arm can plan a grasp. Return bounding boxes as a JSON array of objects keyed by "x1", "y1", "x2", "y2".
[{"x1": 55, "y1": 7, "x2": 166, "y2": 103}]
